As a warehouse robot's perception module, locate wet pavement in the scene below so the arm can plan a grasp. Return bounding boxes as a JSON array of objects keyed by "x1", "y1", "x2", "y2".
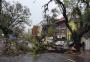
[{"x1": 0, "y1": 51, "x2": 90, "y2": 62}]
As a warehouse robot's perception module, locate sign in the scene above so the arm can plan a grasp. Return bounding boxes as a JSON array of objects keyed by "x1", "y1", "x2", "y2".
[{"x1": 9, "y1": 34, "x2": 16, "y2": 40}]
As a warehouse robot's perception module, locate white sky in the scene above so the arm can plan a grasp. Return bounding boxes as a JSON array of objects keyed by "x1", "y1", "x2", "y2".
[
  {"x1": 6, "y1": 0, "x2": 54, "y2": 23},
  {"x1": 6, "y1": 0, "x2": 63, "y2": 31}
]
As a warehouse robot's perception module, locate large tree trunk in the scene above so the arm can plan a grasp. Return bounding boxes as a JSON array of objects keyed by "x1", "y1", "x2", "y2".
[{"x1": 72, "y1": 31, "x2": 82, "y2": 53}]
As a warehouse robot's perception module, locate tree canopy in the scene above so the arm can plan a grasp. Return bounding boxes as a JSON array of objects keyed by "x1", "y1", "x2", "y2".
[
  {"x1": 0, "y1": 0, "x2": 31, "y2": 37},
  {"x1": 44, "y1": 0, "x2": 90, "y2": 52}
]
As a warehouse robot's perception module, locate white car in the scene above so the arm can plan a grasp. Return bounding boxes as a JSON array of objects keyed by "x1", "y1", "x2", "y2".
[{"x1": 55, "y1": 41, "x2": 64, "y2": 45}]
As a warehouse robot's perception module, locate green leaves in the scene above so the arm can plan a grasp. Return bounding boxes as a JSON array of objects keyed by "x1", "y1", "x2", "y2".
[
  {"x1": 0, "y1": 14, "x2": 11, "y2": 27},
  {"x1": 48, "y1": 26, "x2": 56, "y2": 36},
  {"x1": 0, "y1": 0, "x2": 31, "y2": 38},
  {"x1": 63, "y1": 0, "x2": 69, "y2": 6},
  {"x1": 72, "y1": 7, "x2": 81, "y2": 17},
  {"x1": 82, "y1": 8, "x2": 90, "y2": 25}
]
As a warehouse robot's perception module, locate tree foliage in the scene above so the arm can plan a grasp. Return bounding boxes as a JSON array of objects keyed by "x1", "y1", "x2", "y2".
[
  {"x1": 44, "y1": 0, "x2": 90, "y2": 52},
  {"x1": 0, "y1": 0, "x2": 31, "y2": 37},
  {"x1": 48, "y1": 26, "x2": 56, "y2": 36}
]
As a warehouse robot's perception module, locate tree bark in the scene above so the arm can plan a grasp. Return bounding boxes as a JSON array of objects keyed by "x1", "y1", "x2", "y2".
[{"x1": 72, "y1": 31, "x2": 82, "y2": 52}]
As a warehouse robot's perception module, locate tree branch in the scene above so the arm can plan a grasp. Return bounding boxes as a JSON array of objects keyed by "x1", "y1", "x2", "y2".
[
  {"x1": 55, "y1": 0, "x2": 73, "y2": 33},
  {"x1": 43, "y1": 0, "x2": 52, "y2": 13},
  {"x1": 80, "y1": 24, "x2": 90, "y2": 37},
  {"x1": 43, "y1": 0, "x2": 73, "y2": 34}
]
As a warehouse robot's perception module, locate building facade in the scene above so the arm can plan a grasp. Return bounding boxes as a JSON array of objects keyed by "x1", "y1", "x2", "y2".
[
  {"x1": 53, "y1": 17, "x2": 68, "y2": 41},
  {"x1": 32, "y1": 25, "x2": 42, "y2": 37}
]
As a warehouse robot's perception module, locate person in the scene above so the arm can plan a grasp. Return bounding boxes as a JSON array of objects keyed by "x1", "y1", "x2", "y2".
[{"x1": 82, "y1": 42, "x2": 85, "y2": 51}]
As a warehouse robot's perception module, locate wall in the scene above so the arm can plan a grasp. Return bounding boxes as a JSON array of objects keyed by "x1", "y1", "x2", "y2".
[{"x1": 81, "y1": 37, "x2": 90, "y2": 50}]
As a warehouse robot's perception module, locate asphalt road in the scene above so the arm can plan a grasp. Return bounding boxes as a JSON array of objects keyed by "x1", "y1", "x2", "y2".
[{"x1": 0, "y1": 53, "x2": 89, "y2": 62}]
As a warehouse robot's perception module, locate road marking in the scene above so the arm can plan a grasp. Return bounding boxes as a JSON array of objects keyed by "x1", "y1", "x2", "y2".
[{"x1": 67, "y1": 59, "x2": 76, "y2": 62}]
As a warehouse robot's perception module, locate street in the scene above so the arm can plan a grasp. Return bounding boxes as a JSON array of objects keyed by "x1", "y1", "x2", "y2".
[{"x1": 0, "y1": 51, "x2": 90, "y2": 62}]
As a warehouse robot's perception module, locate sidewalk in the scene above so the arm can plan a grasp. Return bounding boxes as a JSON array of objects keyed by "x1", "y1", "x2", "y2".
[
  {"x1": 68, "y1": 50, "x2": 90, "y2": 62},
  {"x1": 79, "y1": 51, "x2": 90, "y2": 59}
]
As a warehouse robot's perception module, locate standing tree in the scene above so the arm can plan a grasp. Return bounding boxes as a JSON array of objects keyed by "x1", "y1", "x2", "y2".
[
  {"x1": 44, "y1": 0, "x2": 90, "y2": 52},
  {"x1": 0, "y1": 0, "x2": 31, "y2": 54},
  {"x1": 0, "y1": 0, "x2": 31, "y2": 38}
]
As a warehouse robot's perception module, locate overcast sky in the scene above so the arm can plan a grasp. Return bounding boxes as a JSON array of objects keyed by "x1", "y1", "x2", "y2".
[
  {"x1": 6, "y1": 0, "x2": 63, "y2": 32},
  {"x1": 6, "y1": 0, "x2": 56, "y2": 25}
]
